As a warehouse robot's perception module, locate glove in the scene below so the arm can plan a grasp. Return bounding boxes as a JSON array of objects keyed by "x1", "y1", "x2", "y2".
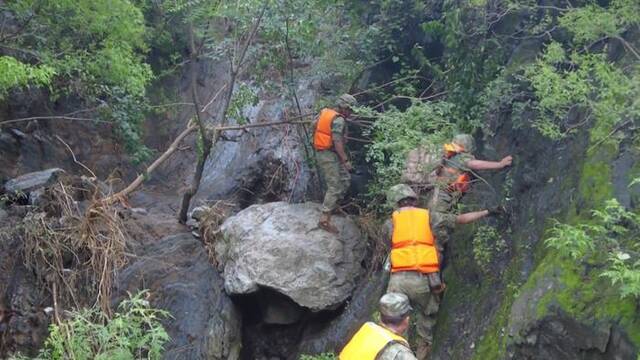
[{"x1": 487, "y1": 205, "x2": 507, "y2": 216}]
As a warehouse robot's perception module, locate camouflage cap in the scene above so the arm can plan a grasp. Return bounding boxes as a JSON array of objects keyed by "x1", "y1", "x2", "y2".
[
  {"x1": 338, "y1": 93, "x2": 358, "y2": 108},
  {"x1": 379, "y1": 292, "x2": 412, "y2": 318},
  {"x1": 452, "y1": 134, "x2": 476, "y2": 153},
  {"x1": 387, "y1": 184, "x2": 418, "y2": 206}
]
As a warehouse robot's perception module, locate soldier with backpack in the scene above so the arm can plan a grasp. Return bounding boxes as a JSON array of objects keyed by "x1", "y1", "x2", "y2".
[{"x1": 402, "y1": 133, "x2": 512, "y2": 245}]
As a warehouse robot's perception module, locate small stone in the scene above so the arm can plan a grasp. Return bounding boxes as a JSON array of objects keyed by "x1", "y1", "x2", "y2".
[
  {"x1": 191, "y1": 230, "x2": 201, "y2": 238},
  {"x1": 470, "y1": 342, "x2": 475, "y2": 349},
  {"x1": 43, "y1": 307, "x2": 54, "y2": 315},
  {"x1": 130, "y1": 207, "x2": 148, "y2": 216}
]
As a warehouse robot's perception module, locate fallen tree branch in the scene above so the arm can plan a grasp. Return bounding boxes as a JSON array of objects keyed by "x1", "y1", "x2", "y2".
[
  {"x1": 103, "y1": 121, "x2": 198, "y2": 205},
  {"x1": 216, "y1": 119, "x2": 312, "y2": 132},
  {"x1": 0, "y1": 116, "x2": 109, "y2": 127}
]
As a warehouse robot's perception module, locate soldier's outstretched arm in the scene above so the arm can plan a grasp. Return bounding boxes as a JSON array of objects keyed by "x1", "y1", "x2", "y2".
[
  {"x1": 466, "y1": 155, "x2": 512, "y2": 171},
  {"x1": 455, "y1": 210, "x2": 489, "y2": 224}
]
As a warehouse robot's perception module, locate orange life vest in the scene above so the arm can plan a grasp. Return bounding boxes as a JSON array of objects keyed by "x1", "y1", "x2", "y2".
[
  {"x1": 441, "y1": 143, "x2": 471, "y2": 193},
  {"x1": 339, "y1": 322, "x2": 409, "y2": 360},
  {"x1": 313, "y1": 108, "x2": 340, "y2": 150},
  {"x1": 390, "y1": 207, "x2": 439, "y2": 274}
]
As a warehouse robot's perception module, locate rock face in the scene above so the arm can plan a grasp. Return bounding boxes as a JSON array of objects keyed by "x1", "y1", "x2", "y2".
[
  {"x1": 218, "y1": 202, "x2": 366, "y2": 311},
  {"x1": 117, "y1": 233, "x2": 241, "y2": 360},
  {"x1": 507, "y1": 269, "x2": 636, "y2": 359}
]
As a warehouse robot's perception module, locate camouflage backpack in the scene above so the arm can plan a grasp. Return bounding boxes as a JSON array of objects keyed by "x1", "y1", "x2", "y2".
[{"x1": 400, "y1": 145, "x2": 443, "y2": 188}]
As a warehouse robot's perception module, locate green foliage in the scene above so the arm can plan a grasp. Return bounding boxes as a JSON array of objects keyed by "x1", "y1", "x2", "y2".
[
  {"x1": 544, "y1": 221, "x2": 595, "y2": 260},
  {"x1": 11, "y1": 291, "x2": 170, "y2": 360},
  {"x1": 300, "y1": 354, "x2": 337, "y2": 360},
  {"x1": 0, "y1": 56, "x2": 55, "y2": 98},
  {"x1": 559, "y1": 0, "x2": 639, "y2": 45},
  {"x1": 363, "y1": 101, "x2": 456, "y2": 196},
  {"x1": 601, "y1": 252, "x2": 640, "y2": 299},
  {"x1": 1, "y1": 0, "x2": 153, "y2": 159},
  {"x1": 228, "y1": 84, "x2": 259, "y2": 125},
  {"x1": 521, "y1": 0, "x2": 640, "y2": 143},
  {"x1": 525, "y1": 42, "x2": 639, "y2": 142},
  {"x1": 545, "y1": 199, "x2": 640, "y2": 299},
  {"x1": 472, "y1": 225, "x2": 507, "y2": 273}
]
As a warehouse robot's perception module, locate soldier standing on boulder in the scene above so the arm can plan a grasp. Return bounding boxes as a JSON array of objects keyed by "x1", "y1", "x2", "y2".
[
  {"x1": 340, "y1": 292, "x2": 417, "y2": 360},
  {"x1": 313, "y1": 94, "x2": 358, "y2": 234},
  {"x1": 385, "y1": 184, "x2": 499, "y2": 359}
]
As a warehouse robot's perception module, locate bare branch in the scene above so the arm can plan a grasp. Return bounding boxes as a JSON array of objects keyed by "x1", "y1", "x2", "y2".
[
  {"x1": 216, "y1": 119, "x2": 312, "y2": 132},
  {"x1": 103, "y1": 122, "x2": 198, "y2": 205},
  {"x1": 55, "y1": 135, "x2": 97, "y2": 178},
  {"x1": 0, "y1": 116, "x2": 109, "y2": 127}
]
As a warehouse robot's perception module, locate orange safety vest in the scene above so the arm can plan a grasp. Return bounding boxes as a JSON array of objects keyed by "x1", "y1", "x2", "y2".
[
  {"x1": 339, "y1": 322, "x2": 409, "y2": 360},
  {"x1": 390, "y1": 207, "x2": 439, "y2": 274},
  {"x1": 441, "y1": 143, "x2": 471, "y2": 193},
  {"x1": 313, "y1": 108, "x2": 340, "y2": 150}
]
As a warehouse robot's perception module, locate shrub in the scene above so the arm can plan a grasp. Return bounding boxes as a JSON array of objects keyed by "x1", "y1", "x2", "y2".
[{"x1": 11, "y1": 291, "x2": 171, "y2": 360}]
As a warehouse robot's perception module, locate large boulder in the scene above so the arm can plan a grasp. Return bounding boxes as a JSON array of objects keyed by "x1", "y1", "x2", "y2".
[
  {"x1": 218, "y1": 202, "x2": 366, "y2": 311},
  {"x1": 117, "y1": 233, "x2": 241, "y2": 360}
]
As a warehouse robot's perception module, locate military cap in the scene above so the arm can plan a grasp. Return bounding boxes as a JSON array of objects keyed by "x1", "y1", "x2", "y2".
[
  {"x1": 452, "y1": 133, "x2": 476, "y2": 153},
  {"x1": 338, "y1": 93, "x2": 358, "y2": 108},
  {"x1": 379, "y1": 292, "x2": 412, "y2": 318},
  {"x1": 387, "y1": 184, "x2": 418, "y2": 206}
]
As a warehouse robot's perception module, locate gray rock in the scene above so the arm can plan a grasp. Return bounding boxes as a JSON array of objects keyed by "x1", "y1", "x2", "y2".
[
  {"x1": 0, "y1": 208, "x2": 7, "y2": 223},
  {"x1": 218, "y1": 202, "x2": 365, "y2": 311},
  {"x1": 190, "y1": 206, "x2": 209, "y2": 221},
  {"x1": 129, "y1": 207, "x2": 148, "y2": 216},
  {"x1": 117, "y1": 233, "x2": 241, "y2": 360},
  {"x1": 4, "y1": 168, "x2": 64, "y2": 194}
]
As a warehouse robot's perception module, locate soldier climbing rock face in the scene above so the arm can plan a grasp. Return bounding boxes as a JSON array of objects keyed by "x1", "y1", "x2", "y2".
[
  {"x1": 384, "y1": 184, "x2": 501, "y2": 360},
  {"x1": 432, "y1": 133, "x2": 513, "y2": 213},
  {"x1": 313, "y1": 93, "x2": 358, "y2": 234},
  {"x1": 340, "y1": 292, "x2": 417, "y2": 360}
]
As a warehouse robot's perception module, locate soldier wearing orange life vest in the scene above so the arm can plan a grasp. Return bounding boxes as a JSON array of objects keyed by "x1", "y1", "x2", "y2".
[
  {"x1": 340, "y1": 292, "x2": 417, "y2": 360},
  {"x1": 385, "y1": 184, "x2": 495, "y2": 360},
  {"x1": 313, "y1": 94, "x2": 358, "y2": 234},
  {"x1": 432, "y1": 133, "x2": 512, "y2": 213}
]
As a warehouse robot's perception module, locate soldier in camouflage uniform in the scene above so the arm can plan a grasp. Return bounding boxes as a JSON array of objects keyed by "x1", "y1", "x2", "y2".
[
  {"x1": 313, "y1": 94, "x2": 358, "y2": 233},
  {"x1": 340, "y1": 292, "x2": 417, "y2": 360},
  {"x1": 385, "y1": 184, "x2": 498, "y2": 360},
  {"x1": 429, "y1": 134, "x2": 512, "y2": 246}
]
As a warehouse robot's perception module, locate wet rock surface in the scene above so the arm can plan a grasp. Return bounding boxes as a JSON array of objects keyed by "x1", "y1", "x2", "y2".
[
  {"x1": 218, "y1": 201, "x2": 366, "y2": 312},
  {"x1": 118, "y1": 233, "x2": 242, "y2": 360}
]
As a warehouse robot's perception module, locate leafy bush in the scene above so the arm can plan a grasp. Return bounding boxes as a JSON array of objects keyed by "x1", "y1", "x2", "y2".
[
  {"x1": 545, "y1": 199, "x2": 640, "y2": 299},
  {"x1": 472, "y1": 225, "x2": 507, "y2": 272},
  {"x1": 363, "y1": 101, "x2": 456, "y2": 198},
  {"x1": 601, "y1": 252, "x2": 640, "y2": 299},
  {"x1": 11, "y1": 291, "x2": 171, "y2": 360},
  {"x1": 523, "y1": 0, "x2": 639, "y2": 143},
  {"x1": 544, "y1": 221, "x2": 596, "y2": 260}
]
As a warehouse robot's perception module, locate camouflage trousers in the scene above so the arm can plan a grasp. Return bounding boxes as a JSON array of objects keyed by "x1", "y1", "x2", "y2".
[
  {"x1": 387, "y1": 271, "x2": 441, "y2": 360},
  {"x1": 316, "y1": 150, "x2": 350, "y2": 213}
]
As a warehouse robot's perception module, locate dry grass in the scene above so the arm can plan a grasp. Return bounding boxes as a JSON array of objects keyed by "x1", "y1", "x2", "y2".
[
  {"x1": 198, "y1": 200, "x2": 235, "y2": 267},
  {"x1": 19, "y1": 179, "x2": 127, "y2": 317},
  {"x1": 356, "y1": 212, "x2": 389, "y2": 276}
]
